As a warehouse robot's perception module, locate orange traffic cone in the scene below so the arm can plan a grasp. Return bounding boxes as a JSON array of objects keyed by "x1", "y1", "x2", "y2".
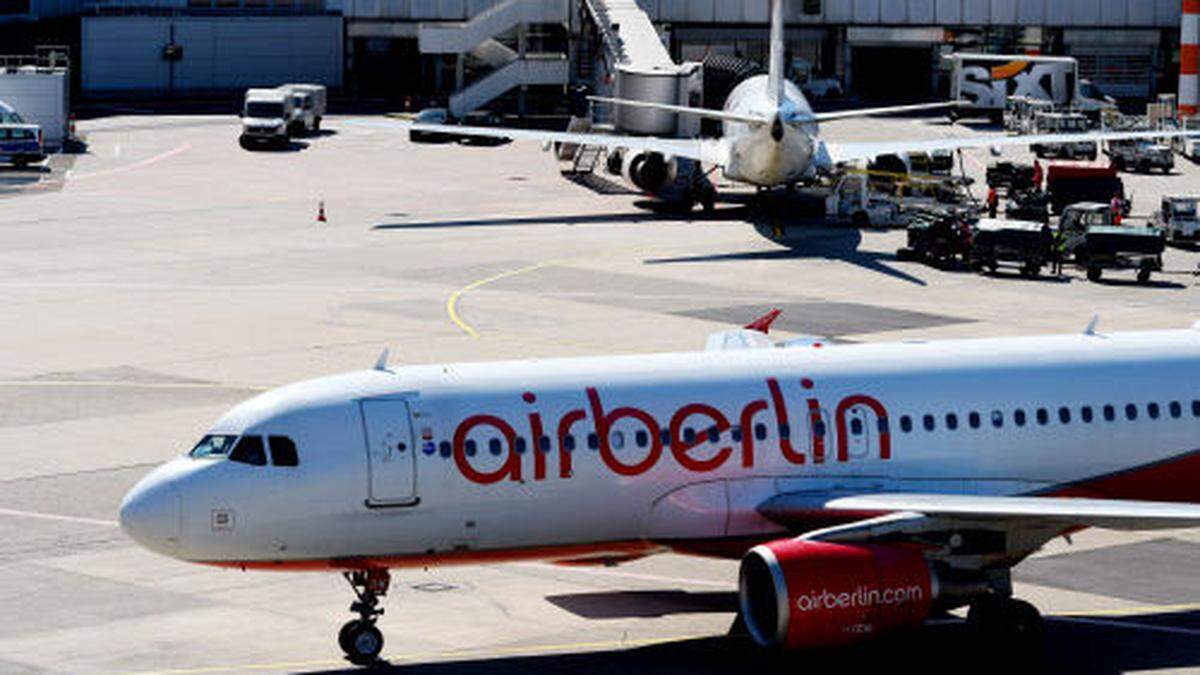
[{"x1": 317, "y1": 201, "x2": 327, "y2": 223}]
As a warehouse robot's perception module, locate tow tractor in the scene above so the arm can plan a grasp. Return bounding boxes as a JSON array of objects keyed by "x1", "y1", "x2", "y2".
[
  {"x1": 897, "y1": 209, "x2": 974, "y2": 268},
  {"x1": 1152, "y1": 196, "x2": 1200, "y2": 246},
  {"x1": 1059, "y1": 203, "x2": 1165, "y2": 283},
  {"x1": 969, "y1": 219, "x2": 1054, "y2": 278},
  {"x1": 1030, "y1": 112, "x2": 1097, "y2": 160},
  {"x1": 1105, "y1": 138, "x2": 1174, "y2": 174}
]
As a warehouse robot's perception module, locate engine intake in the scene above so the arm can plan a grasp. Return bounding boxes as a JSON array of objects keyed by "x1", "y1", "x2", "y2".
[
  {"x1": 622, "y1": 151, "x2": 676, "y2": 193},
  {"x1": 739, "y1": 539, "x2": 935, "y2": 650}
]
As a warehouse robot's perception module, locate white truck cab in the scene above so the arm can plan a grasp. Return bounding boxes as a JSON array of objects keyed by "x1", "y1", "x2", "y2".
[
  {"x1": 1154, "y1": 196, "x2": 1200, "y2": 244},
  {"x1": 240, "y1": 88, "x2": 294, "y2": 149},
  {"x1": 280, "y1": 83, "x2": 327, "y2": 133}
]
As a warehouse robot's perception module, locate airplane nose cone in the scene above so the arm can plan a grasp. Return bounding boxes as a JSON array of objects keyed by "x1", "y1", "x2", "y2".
[{"x1": 119, "y1": 475, "x2": 182, "y2": 557}]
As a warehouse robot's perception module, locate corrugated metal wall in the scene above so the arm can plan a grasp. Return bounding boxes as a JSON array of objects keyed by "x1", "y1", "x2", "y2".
[{"x1": 82, "y1": 15, "x2": 343, "y2": 94}]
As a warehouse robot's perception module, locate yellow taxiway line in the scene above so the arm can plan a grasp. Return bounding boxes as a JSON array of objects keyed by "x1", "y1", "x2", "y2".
[{"x1": 446, "y1": 262, "x2": 554, "y2": 338}]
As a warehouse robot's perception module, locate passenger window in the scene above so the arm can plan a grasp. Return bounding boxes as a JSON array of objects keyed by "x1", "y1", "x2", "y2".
[
  {"x1": 851, "y1": 418, "x2": 864, "y2": 435},
  {"x1": 968, "y1": 412, "x2": 981, "y2": 429},
  {"x1": 814, "y1": 419, "x2": 826, "y2": 437},
  {"x1": 488, "y1": 438, "x2": 503, "y2": 456},
  {"x1": 1170, "y1": 401, "x2": 1182, "y2": 419},
  {"x1": 635, "y1": 430, "x2": 649, "y2": 448},
  {"x1": 1104, "y1": 405, "x2": 1116, "y2": 422},
  {"x1": 587, "y1": 433, "x2": 599, "y2": 450},
  {"x1": 514, "y1": 437, "x2": 527, "y2": 454},
  {"x1": 683, "y1": 428, "x2": 696, "y2": 444},
  {"x1": 1125, "y1": 404, "x2": 1138, "y2": 421},
  {"x1": 1036, "y1": 408, "x2": 1049, "y2": 426},
  {"x1": 1014, "y1": 410, "x2": 1027, "y2": 427},
  {"x1": 539, "y1": 436, "x2": 551, "y2": 453},
  {"x1": 779, "y1": 424, "x2": 790, "y2": 439},
  {"x1": 991, "y1": 410, "x2": 1004, "y2": 429},
  {"x1": 1193, "y1": 401, "x2": 1200, "y2": 417},
  {"x1": 465, "y1": 439, "x2": 478, "y2": 456},
  {"x1": 945, "y1": 413, "x2": 958, "y2": 431},
  {"x1": 1081, "y1": 406, "x2": 1094, "y2": 424},
  {"x1": 660, "y1": 428, "x2": 671, "y2": 446},
  {"x1": 923, "y1": 415, "x2": 935, "y2": 432},
  {"x1": 229, "y1": 435, "x2": 266, "y2": 466},
  {"x1": 754, "y1": 423, "x2": 767, "y2": 441},
  {"x1": 268, "y1": 436, "x2": 298, "y2": 467},
  {"x1": 900, "y1": 416, "x2": 913, "y2": 433},
  {"x1": 1148, "y1": 403, "x2": 1160, "y2": 420},
  {"x1": 439, "y1": 440, "x2": 451, "y2": 457},
  {"x1": 1058, "y1": 407, "x2": 1071, "y2": 424},
  {"x1": 731, "y1": 426, "x2": 743, "y2": 443},
  {"x1": 611, "y1": 431, "x2": 625, "y2": 450},
  {"x1": 563, "y1": 435, "x2": 576, "y2": 452},
  {"x1": 707, "y1": 428, "x2": 720, "y2": 443}
]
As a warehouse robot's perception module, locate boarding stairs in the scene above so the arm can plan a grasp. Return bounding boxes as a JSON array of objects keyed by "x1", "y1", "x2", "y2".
[{"x1": 580, "y1": 0, "x2": 675, "y2": 71}]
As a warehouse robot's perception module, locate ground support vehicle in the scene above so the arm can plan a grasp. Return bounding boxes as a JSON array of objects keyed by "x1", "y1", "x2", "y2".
[
  {"x1": 281, "y1": 83, "x2": 326, "y2": 133},
  {"x1": 1105, "y1": 138, "x2": 1174, "y2": 174},
  {"x1": 1152, "y1": 196, "x2": 1200, "y2": 246},
  {"x1": 946, "y1": 54, "x2": 1115, "y2": 122},
  {"x1": 1059, "y1": 203, "x2": 1165, "y2": 283},
  {"x1": 986, "y1": 161, "x2": 1035, "y2": 193},
  {"x1": 825, "y1": 174, "x2": 907, "y2": 228},
  {"x1": 970, "y1": 218, "x2": 1053, "y2": 278},
  {"x1": 1006, "y1": 189, "x2": 1051, "y2": 224},
  {"x1": 1046, "y1": 162, "x2": 1127, "y2": 215},
  {"x1": 897, "y1": 210, "x2": 974, "y2": 268},
  {"x1": 1030, "y1": 113, "x2": 1097, "y2": 160},
  {"x1": 239, "y1": 88, "x2": 294, "y2": 149}
]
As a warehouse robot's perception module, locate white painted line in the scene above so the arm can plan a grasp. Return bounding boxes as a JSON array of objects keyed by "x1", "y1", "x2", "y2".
[
  {"x1": 0, "y1": 507, "x2": 119, "y2": 528},
  {"x1": 515, "y1": 562, "x2": 732, "y2": 588},
  {"x1": 1053, "y1": 615, "x2": 1200, "y2": 637}
]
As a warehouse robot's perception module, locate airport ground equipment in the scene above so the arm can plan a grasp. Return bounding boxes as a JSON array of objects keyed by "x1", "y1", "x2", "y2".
[
  {"x1": 898, "y1": 210, "x2": 974, "y2": 268},
  {"x1": 1006, "y1": 189, "x2": 1052, "y2": 224},
  {"x1": 969, "y1": 218, "x2": 1053, "y2": 278},
  {"x1": 1030, "y1": 113, "x2": 1097, "y2": 160},
  {"x1": 0, "y1": 100, "x2": 44, "y2": 167},
  {"x1": 281, "y1": 83, "x2": 326, "y2": 132},
  {"x1": 0, "y1": 52, "x2": 69, "y2": 149},
  {"x1": 408, "y1": 108, "x2": 458, "y2": 144},
  {"x1": 1152, "y1": 196, "x2": 1200, "y2": 245},
  {"x1": 1046, "y1": 162, "x2": 1127, "y2": 215},
  {"x1": 1005, "y1": 96, "x2": 1055, "y2": 134},
  {"x1": 1059, "y1": 203, "x2": 1165, "y2": 283},
  {"x1": 986, "y1": 161, "x2": 1035, "y2": 193},
  {"x1": 239, "y1": 88, "x2": 294, "y2": 149},
  {"x1": 825, "y1": 174, "x2": 906, "y2": 228},
  {"x1": 946, "y1": 53, "x2": 1115, "y2": 123},
  {"x1": 1105, "y1": 138, "x2": 1174, "y2": 174}
]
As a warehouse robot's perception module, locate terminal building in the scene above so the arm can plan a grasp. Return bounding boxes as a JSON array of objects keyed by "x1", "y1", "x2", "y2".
[{"x1": 0, "y1": 0, "x2": 1189, "y2": 112}]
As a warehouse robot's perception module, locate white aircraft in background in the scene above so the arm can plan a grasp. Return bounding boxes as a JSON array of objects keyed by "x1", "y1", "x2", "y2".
[
  {"x1": 392, "y1": 0, "x2": 1195, "y2": 201},
  {"x1": 122, "y1": 313, "x2": 1200, "y2": 665}
]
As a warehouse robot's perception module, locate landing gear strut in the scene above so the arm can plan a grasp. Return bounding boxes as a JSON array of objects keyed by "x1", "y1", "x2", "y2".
[{"x1": 339, "y1": 569, "x2": 390, "y2": 665}]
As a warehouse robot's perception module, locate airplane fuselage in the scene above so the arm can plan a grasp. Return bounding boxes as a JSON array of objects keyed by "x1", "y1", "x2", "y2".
[
  {"x1": 121, "y1": 329, "x2": 1200, "y2": 570},
  {"x1": 721, "y1": 75, "x2": 819, "y2": 187}
]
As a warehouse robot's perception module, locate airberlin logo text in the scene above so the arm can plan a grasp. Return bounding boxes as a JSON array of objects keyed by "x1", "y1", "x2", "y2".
[
  {"x1": 450, "y1": 378, "x2": 891, "y2": 485},
  {"x1": 794, "y1": 585, "x2": 925, "y2": 613}
]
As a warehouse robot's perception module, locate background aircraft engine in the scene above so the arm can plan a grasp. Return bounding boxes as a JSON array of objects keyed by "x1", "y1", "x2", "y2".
[
  {"x1": 622, "y1": 151, "x2": 677, "y2": 193},
  {"x1": 738, "y1": 539, "x2": 934, "y2": 650}
]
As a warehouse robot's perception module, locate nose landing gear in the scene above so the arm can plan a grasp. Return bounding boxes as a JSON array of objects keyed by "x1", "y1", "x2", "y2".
[{"x1": 339, "y1": 569, "x2": 390, "y2": 666}]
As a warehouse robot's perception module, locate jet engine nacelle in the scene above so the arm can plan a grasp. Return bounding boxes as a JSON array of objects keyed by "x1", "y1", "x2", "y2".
[
  {"x1": 738, "y1": 539, "x2": 934, "y2": 650},
  {"x1": 620, "y1": 151, "x2": 677, "y2": 193}
]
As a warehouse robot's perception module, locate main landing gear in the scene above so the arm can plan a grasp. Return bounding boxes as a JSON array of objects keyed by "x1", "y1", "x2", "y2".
[
  {"x1": 966, "y1": 595, "x2": 1045, "y2": 650},
  {"x1": 339, "y1": 569, "x2": 390, "y2": 665}
]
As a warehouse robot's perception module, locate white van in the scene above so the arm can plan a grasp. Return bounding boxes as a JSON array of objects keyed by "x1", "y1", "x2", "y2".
[
  {"x1": 280, "y1": 83, "x2": 327, "y2": 134},
  {"x1": 240, "y1": 88, "x2": 294, "y2": 149},
  {"x1": 0, "y1": 99, "x2": 45, "y2": 167}
]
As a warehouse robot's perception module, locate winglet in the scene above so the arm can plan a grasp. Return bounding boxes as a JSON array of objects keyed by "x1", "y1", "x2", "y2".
[
  {"x1": 373, "y1": 348, "x2": 390, "y2": 371},
  {"x1": 745, "y1": 309, "x2": 782, "y2": 335},
  {"x1": 1084, "y1": 314, "x2": 1100, "y2": 336}
]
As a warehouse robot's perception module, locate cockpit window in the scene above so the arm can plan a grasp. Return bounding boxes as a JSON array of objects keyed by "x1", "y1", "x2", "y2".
[
  {"x1": 268, "y1": 436, "x2": 299, "y2": 467},
  {"x1": 229, "y1": 435, "x2": 267, "y2": 466},
  {"x1": 189, "y1": 434, "x2": 238, "y2": 459}
]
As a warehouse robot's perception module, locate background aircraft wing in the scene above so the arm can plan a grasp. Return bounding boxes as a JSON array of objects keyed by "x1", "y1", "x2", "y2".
[
  {"x1": 376, "y1": 118, "x2": 730, "y2": 166},
  {"x1": 760, "y1": 492, "x2": 1200, "y2": 538},
  {"x1": 802, "y1": 101, "x2": 960, "y2": 123},
  {"x1": 824, "y1": 129, "x2": 1199, "y2": 165}
]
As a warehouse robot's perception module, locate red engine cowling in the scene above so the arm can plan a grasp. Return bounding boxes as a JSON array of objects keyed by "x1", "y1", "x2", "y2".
[{"x1": 738, "y1": 539, "x2": 934, "y2": 650}]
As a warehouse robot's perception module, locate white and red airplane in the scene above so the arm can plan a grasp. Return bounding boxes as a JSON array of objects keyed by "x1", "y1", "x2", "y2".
[
  {"x1": 388, "y1": 0, "x2": 1197, "y2": 198},
  {"x1": 121, "y1": 313, "x2": 1200, "y2": 665}
]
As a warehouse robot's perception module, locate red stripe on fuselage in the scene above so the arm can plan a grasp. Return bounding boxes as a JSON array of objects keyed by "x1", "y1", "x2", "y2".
[{"x1": 1045, "y1": 448, "x2": 1200, "y2": 503}]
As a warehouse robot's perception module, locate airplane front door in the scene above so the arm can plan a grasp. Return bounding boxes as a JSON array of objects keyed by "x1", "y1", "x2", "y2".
[{"x1": 360, "y1": 399, "x2": 418, "y2": 506}]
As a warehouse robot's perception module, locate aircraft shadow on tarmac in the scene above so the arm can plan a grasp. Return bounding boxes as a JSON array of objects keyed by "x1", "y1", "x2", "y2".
[{"x1": 305, "y1": 608, "x2": 1200, "y2": 675}]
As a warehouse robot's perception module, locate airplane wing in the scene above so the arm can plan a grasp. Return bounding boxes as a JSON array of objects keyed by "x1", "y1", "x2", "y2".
[
  {"x1": 824, "y1": 129, "x2": 1199, "y2": 165},
  {"x1": 593, "y1": 96, "x2": 957, "y2": 125},
  {"x1": 589, "y1": 96, "x2": 767, "y2": 125},
  {"x1": 368, "y1": 117, "x2": 730, "y2": 167},
  {"x1": 759, "y1": 492, "x2": 1200, "y2": 539}
]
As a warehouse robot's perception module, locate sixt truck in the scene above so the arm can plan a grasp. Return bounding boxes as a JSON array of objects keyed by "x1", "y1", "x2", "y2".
[{"x1": 946, "y1": 54, "x2": 1116, "y2": 122}]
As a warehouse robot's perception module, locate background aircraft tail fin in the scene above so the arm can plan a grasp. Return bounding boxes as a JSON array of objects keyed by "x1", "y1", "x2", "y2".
[{"x1": 767, "y1": 0, "x2": 786, "y2": 105}]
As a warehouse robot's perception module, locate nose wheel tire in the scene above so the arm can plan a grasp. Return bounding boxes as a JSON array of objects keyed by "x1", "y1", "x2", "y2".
[{"x1": 341, "y1": 621, "x2": 384, "y2": 666}]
